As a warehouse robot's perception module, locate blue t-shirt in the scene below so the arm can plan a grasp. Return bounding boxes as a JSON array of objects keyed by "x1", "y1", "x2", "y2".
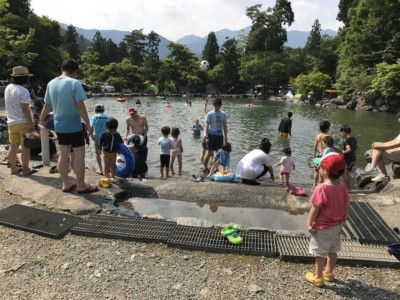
[
  {"x1": 90, "y1": 113, "x2": 111, "y2": 140},
  {"x1": 192, "y1": 123, "x2": 203, "y2": 137},
  {"x1": 214, "y1": 149, "x2": 230, "y2": 167},
  {"x1": 158, "y1": 136, "x2": 174, "y2": 155},
  {"x1": 44, "y1": 76, "x2": 87, "y2": 133},
  {"x1": 206, "y1": 110, "x2": 227, "y2": 136}
]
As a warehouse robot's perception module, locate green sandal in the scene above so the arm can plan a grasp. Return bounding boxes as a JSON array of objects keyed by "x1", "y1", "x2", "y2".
[{"x1": 221, "y1": 225, "x2": 243, "y2": 245}]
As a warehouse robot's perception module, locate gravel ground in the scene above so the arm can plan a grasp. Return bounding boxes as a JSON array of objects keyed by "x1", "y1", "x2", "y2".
[{"x1": 0, "y1": 182, "x2": 399, "y2": 300}]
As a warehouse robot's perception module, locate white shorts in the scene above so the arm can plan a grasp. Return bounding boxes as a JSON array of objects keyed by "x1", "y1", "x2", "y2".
[{"x1": 309, "y1": 224, "x2": 342, "y2": 258}]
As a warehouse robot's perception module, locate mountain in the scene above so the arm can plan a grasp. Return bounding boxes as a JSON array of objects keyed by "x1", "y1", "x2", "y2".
[{"x1": 60, "y1": 23, "x2": 337, "y2": 59}]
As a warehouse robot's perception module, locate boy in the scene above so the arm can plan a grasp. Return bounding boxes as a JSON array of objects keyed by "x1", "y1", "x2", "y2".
[
  {"x1": 99, "y1": 118, "x2": 123, "y2": 181},
  {"x1": 90, "y1": 103, "x2": 110, "y2": 175},
  {"x1": 339, "y1": 125, "x2": 357, "y2": 190},
  {"x1": 306, "y1": 152, "x2": 350, "y2": 288},
  {"x1": 157, "y1": 126, "x2": 174, "y2": 178},
  {"x1": 313, "y1": 120, "x2": 331, "y2": 189}
]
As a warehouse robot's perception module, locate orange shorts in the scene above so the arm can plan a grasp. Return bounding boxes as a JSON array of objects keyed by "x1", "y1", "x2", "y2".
[{"x1": 8, "y1": 123, "x2": 29, "y2": 145}]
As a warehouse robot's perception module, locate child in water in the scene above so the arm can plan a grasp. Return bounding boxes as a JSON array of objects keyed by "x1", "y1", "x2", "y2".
[
  {"x1": 208, "y1": 143, "x2": 232, "y2": 177},
  {"x1": 274, "y1": 147, "x2": 295, "y2": 185},
  {"x1": 170, "y1": 127, "x2": 183, "y2": 176},
  {"x1": 158, "y1": 126, "x2": 174, "y2": 178},
  {"x1": 313, "y1": 120, "x2": 331, "y2": 189},
  {"x1": 191, "y1": 118, "x2": 203, "y2": 138},
  {"x1": 99, "y1": 118, "x2": 123, "y2": 181}
]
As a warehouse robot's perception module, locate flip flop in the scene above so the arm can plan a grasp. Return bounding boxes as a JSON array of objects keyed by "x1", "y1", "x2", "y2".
[
  {"x1": 95, "y1": 171, "x2": 104, "y2": 175},
  {"x1": 10, "y1": 168, "x2": 23, "y2": 175},
  {"x1": 77, "y1": 184, "x2": 99, "y2": 194},
  {"x1": 49, "y1": 166, "x2": 58, "y2": 174},
  {"x1": 221, "y1": 225, "x2": 243, "y2": 245},
  {"x1": 62, "y1": 183, "x2": 77, "y2": 193},
  {"x1": 21, "y1": 168, "x2": 38, "y2": 176}
]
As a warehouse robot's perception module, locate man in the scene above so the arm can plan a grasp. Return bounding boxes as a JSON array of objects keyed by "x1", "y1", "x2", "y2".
[
  {"x1": 40, "y1": 58, "x2": 98, "y2": 193},
  {"x1": 125, "y1": 106, "x2": 149, "y2": 147},
  {"x1": 278, "y1": 111, "x2": 293, "y2": 138},
  {"x1": 203, "y1": 98, "x2": 227, "y2": 173},
  {"x1": 363, "y1": 112, "x2": 400, "y2": 182},
  {"x1": 5, "y1": 66, "x2": 36, "y2": 175}
]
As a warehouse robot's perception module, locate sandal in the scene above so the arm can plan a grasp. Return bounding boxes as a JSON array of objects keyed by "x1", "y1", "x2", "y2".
[
  {"x1": 323, "y1": 273, "x2": 335, "y2": 282},
  {"x1": 49, "y1": 166, "x2": 58, "y2": 174},
  {"x1": 21, "y1": 168, "x2": 38, "y2": 176},
  {"x1": 77, "y1": 184, "x2": 99, "y2": 194},
  {"x1": 62, "y1": 183, "x2": 77, "y2": 193},
  {"x1": 221, "y1": 225, "x2": 243, "y2": 245},
  {"x1": 305, "y1": 272, "x2": 324, "y2": 287}
]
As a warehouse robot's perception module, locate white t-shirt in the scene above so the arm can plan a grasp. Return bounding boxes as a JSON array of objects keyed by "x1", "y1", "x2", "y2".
[
  {"x1": 235, "y1": 149, "x2": 271, "y2": 179},
  {"x1": 279, "y1": 156, "x2": 295, "y2": 173},
  {"x1": 5, "y1": 83, "x2": 31, "y2": 125}
]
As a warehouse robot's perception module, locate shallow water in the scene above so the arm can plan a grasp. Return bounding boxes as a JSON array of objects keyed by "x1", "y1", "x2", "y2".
[{"x1": 84, "y1": 96, "x2": 399, "y2": 187}]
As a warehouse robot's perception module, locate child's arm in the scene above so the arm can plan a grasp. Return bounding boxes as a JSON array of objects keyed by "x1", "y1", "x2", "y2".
[
  {"x1": 342, "y1": 144, "x2": 352, "y2": 155},
  {"x1": 273, "y1": 162, "x2": 282, "y2": 167},
  {"x1": 307, "y1": 204, "x2": 320, "y2": 234},
  {"x1": 343, "y1": 201, "x2": 350, "y2": 223}
]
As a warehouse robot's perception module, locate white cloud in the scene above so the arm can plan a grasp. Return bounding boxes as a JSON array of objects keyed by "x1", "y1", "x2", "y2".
[{"x1": 30, "y1": 0, "x2": 340, "y2": 41}]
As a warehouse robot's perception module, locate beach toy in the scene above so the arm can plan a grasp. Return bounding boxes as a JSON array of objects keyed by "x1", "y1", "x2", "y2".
[
  {"x1": 164, "y1": 104, "x2": 172, "y2": 108},
  {"x1": 221, "y1": 224, "x2": 243, "y2": 245},
  {"x1": 200, "y1": 60, "x2": 209, "y2": 70},
  {"x1": 313, "y1": 157, "x2": 321, "y2": 165},
  {"x1": 115, "y1": 143, "x2": 135, "y2": 178},
  {"x1": 98, "y1": 177, "x2": 110, "y2": 188},
  {"x1": 285, "y1": 185, "x2": 307, "y2": 196},
  {"x1": 210, "y1": 172, "x2": 237, "y2": 182},
  {"x1": 385, "y1": 242, "x2": 400, "y2": 261},
  {"x1": 244, "y1": 103, "x2": 253, "y2": 108}
]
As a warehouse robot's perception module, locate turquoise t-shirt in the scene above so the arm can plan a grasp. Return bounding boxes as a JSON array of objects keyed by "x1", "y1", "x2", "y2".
[
  {"x1": 90, "y1": 113, "x2": 111, "y2": 140},
  {"x1": 44, "y1": 76, "x2": 87, "y2": 133},
  {"x1": 206, "y1": 110, "x2": 227, "y2": 136}
]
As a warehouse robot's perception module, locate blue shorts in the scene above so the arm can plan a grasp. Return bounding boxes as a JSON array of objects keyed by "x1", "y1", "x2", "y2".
[{"x1": 206, "y1": 134, "x2": 223, "y2": 151}]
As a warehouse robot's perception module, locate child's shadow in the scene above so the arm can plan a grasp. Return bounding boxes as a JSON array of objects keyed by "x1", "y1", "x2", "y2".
[{"x1": 325, "y1": 278, "x2": 399, "y2": 299}]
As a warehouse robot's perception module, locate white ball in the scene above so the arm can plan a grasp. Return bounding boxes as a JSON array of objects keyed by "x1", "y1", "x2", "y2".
[{"x1": 200, "y1": 60, "x2": 209, "y2": 70}]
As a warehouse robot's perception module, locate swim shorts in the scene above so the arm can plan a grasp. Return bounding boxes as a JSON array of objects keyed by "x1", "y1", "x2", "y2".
[
  {"x1": 57, "y1": 131, "x2": 85, "y2": 148},
  {"x1": 8, "y1": 123, "x2": 29, "y2": 144},
  {"x1": 206, "y1": 134, "x2": 223, "y2": 151}
]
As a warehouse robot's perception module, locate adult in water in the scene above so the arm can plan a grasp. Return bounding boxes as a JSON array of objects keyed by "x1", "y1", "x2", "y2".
[
  {"x1": 278, "y1": 111, "x2": 293, "y2": 138},
  {"x1": 125, "y1": 106, "x2": 149, "y2": 147}
]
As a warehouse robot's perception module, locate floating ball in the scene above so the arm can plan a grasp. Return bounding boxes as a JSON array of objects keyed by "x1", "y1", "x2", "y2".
[{"x1": 200, "y1": 60, "x2": 209, "y2": 70}]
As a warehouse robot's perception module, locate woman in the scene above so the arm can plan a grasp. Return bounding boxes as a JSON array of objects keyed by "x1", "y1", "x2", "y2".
[{"x1": 235, "y1": 138, "x2": 275, "y2": 185}]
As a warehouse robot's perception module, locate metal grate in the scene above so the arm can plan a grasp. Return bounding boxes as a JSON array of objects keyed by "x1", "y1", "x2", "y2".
[
  {"x1": 71, "y1": 215, "x2": 176, "y2": 243},
  {"x1": 276, "y1": 235, "x2": 400, "y2": 268},
  {"x1": 347, "y1": 202, "x2": 399, "y2": 244},
  {"x1": 166, "y1": 225, "x2": 278, "y2": 257},
  {"x1": 0, "y1": 204, "x2": 81, "y2": 239}
]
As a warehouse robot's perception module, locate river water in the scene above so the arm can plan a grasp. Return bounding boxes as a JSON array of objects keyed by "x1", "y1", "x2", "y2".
[{"x1": 84, "y1": 96, "x2": 399, "y2": 187}]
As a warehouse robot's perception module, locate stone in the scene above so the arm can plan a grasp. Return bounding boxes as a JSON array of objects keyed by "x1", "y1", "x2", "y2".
[
  {"x1": 392, "y1": 163, "x2": 400, "y2": 179},
  {"x1": 248, "y1": 284, "x2": 264, "y2": 293},
  {"x1": 364, "y1": 150, "x2": 372, "y2": 163}
]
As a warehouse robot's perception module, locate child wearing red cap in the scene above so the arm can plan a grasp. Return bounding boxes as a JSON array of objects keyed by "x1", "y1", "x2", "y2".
[{"x1": 305, "y1": 152, "x2": 350, "y2": 288}]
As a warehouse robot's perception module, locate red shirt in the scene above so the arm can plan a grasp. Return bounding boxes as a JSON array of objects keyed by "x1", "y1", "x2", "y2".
[{"x1": 309, "y1": 182, "x2": 350, "y2": 229}]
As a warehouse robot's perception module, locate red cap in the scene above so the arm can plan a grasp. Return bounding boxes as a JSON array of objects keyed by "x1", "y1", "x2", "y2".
[
  {"x1": 320, "y1": 153, "x2": 346, "y2": 176},
  {"x1": 128, "y1": 107, "x2": 136, "y2": 114}
]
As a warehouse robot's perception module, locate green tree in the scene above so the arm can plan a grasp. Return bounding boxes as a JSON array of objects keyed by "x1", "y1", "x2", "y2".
[
  {"x1": 337, "y1": 0, "x2": 358, "y2": 26},
  {"x1": 91, "y1": 31, "x2": 108, "y2": 65},
  {"x1": 202, "y1": 32, "x2": 219, "y2": 68},
  {"x1": 63, "y1": 24, "x2": 81, "y2": 59},
  {"x1": 293, "y1": 72, "x2": 331, "y2": 100},
  {"x1": 370, "y1": 59, "x2": 400, "y2": 107},
  {"x1": 217, "y1": 38, "x2": 241, "y2": 92},
  {"x1": 143, "y1": 31, "x2": 160, "y2": 83},
  {"x1": 305, "y1": 19, "x2": 322, "y2": 54},
  {"x1": 123, "y1": 29, "x2": 147, "y2": 67}
]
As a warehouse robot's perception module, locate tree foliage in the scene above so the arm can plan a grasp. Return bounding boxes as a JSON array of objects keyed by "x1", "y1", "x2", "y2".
[
  {"x1": 293, "y1": 72, "x2": 331, "y2": 99},
  {"x1": 370, "y1": 60, "x2": 400, "y2": 107},
  {"x1": 202, "y1": 32, "x2": 219, "y2": 68}
]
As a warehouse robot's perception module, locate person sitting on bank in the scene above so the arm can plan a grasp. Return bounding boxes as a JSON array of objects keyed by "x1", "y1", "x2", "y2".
[
  {"x1": 363, "y1": 112, "x2": 400, "y2": 182},
  {"x1": 278, "y1": 111, "x2": 293, "y2": 138},
  {"x1": 235, "y1": 138, "x2": 274, "y2": 185}
]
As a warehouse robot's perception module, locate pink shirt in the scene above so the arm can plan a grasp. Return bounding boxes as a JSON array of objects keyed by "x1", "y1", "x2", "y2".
[{"x1": 309, "y1": 182, "x2": 350, "y2": 229}]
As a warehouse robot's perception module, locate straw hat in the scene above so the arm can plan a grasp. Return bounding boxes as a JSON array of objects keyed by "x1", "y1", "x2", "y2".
[{"x1": 11, "y1": 66, "x2": 33, "y2": 77}]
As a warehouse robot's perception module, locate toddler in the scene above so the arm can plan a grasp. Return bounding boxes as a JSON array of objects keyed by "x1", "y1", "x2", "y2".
[
  {"x1": 170, "y1": 127, "x2": 183, "y2": 176},
  {"x1": 208, "y1": 143, "x2": 232, "y2": 177},
  {"x1": 191, "y1": 119, "x2": 203, "y2": 138},
  {"x1": 339, "y1": 125, "x2": 357, "y2": 190},
  {"x1": 274, "y1": 147, "x2": 295, "y2": 185},
  {"x1": 158, "y1": 126, "x2": 174, "y2": 178}
]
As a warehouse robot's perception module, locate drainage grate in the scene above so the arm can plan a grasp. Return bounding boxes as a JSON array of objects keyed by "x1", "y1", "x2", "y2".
[
  {"x1": 166, "y1": 225, "x2": 277, "y2": 257},
  {"x1": 276, "y1": 235, "x2": 400, "y2": 268},
  {"x1": 346, "y1": 202, "x2": 399, "y2": 244},
  {"x1": 0, "y1": 204, "x2": 81, "y2": 239},
  {"x1": 71, "y1": 215, "x2": 176, "y2": 243}
]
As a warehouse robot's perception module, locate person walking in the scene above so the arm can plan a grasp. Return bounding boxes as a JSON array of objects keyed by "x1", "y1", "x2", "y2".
[
  {"x1": 40, "y1": 58, "x2": 98, "y2": 193},
  {"x1": 278, "y1": 111, "x2": 293, "y2": 138},
  {"x1": 5, "y1": 66, "x2": 37, "y2": 175}
]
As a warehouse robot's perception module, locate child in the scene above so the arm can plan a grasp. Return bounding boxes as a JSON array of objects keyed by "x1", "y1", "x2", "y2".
[
  {"x1": 306, "y1": 152, "x2": 350, "y2": 288},
  {"x1": 191, "y1": 118, "x2": 203, "y2": 138},
  {"x1": 274, "y1": 147, "x2": 295, "y2": 185},
  {"x1": 130, "y1": 135, "x2": 148, "y2": 178},
  {"x1": 90, "y1": 103, "x2": 110, "y2": 175},
  {"x1": 99, "y1": 118, "x2": 123, "y2": 181},
  {"x1": 170, "y1": 127, "x2": 183, "y2": 176},
  {"x1": 322, "y1": 136, "x2": 336, "y2": 157},
  {"x1": 158, "y1": 126, "x2": 174, "y2": 178},
  {"x1": 207, "y1": 142, "x2": 232, "y2": 177},
  {"x1": 313, "y1": 120, "x2": 331, "y2": 190},
  {"x1": 339, "y1": 125, "x2": 358, "y2": 190}
]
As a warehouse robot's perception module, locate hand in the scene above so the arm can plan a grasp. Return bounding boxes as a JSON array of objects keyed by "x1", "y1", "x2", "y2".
[
  {"x1": 308, "y1": 225, "x2": 317, "y2": 234},
  {"x1": 270, "y1": 175, "x2": 275, "y2": 181}
]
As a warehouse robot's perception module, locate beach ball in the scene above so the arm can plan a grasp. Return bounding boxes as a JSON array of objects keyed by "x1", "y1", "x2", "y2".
[{"x1": 200, "y1": 60, "x2": 209, "y2": 70}]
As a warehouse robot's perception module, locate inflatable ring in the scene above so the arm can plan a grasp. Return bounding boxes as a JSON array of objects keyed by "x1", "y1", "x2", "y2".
[
  {"x1": 313, "y1": 157, "x2": 321, "y2": 165},
  {"x1": 115, "y1": 143, "x2": 135, "y2": 178},
  {"x1": 210, "y1": 172, "x2": 237, "y2": 182}
]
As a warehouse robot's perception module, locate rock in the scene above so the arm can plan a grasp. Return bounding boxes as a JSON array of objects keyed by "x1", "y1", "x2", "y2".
[
  {"x1": 248, "y1": 284, "x2": 264, "y2": 293},
  {"x1": 346, "y1": 100, "x2": 357, "y2": 109},
  {"x1": 172, "y1": 283, "x2": 182, "y2": 290},
  {"x1": 364, "y1": 150, "x2": 372, "y2": 163},
  {"x1": 101, "y1": 203, "x2": 141, "y2": 219},
  {"x1": 392, "y1": 163, "x2": 400, "y2": 179},
  {"x1": 379, "y1": 105, "x2": 390, "y2": 112}
]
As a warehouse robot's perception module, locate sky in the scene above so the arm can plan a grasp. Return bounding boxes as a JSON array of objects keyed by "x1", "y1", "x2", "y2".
[{"x1": 30, "y1": 0, "x2": 342, "y2": 41}]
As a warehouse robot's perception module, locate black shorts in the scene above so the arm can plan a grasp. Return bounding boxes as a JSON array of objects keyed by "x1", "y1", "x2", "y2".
[
  {"x1": 202, "y1": 136, "x2": 207, "y2": 150},
  {"x1": 57, "y1": 131, "x2": 85, "y2": 148},
  {"x1": 160, "y1": 154, "x2": 170, "y2": 168},
  {"x1": 206, "y1": 134, "x2": 223, "y2": 151},
  {"x1": 346, "y1": 161, "x2": 355, "y2": 172}
]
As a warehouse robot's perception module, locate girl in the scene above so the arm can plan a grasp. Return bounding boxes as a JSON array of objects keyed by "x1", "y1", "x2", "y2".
[
  {"x1": 274, "y1": 147, "x2": 295, "y2": 185},
  {"x1": 169, "y1": 127, "x2": 183, "y2": 176},
  {"x1": 208, "y1": 142, "x2": 232, "y2": 177}
]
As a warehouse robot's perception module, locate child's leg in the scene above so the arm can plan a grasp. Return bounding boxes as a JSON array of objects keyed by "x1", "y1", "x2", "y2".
[
  {"x1": 104, "y1": 157, "x2": 111, "y2": 178},
  {"x1": 285, "y1": 173, "x2": 290, "y2": 184},
  {"x1": 279, "y1": 172, "x2": 284, "y2": 184},
  {"x1": 324, "y1": 253, "x2": 337, "y2": 276},
  {"x1": 160, "y1": 166, "x2": 164, "y2": 177},
  {"x1": 169, "y1": 156, "x2": 175, "y2": 176},
  {"x1": 109, "y1": 155, "x2": 117, "y2": 179},
  {"x1": 343, "y1": 169, "x2": 350, "y2": 190},
  {"x1": 314, "y1": 256, "x2": 326, "y2": 280},
  {"x1": 166, "y1": 167, "x2": 170, "y2": 178},
  {"x1": 207, "y1": 161, "x2": 219, "y2": 177},
  {"x1": 177, "y1": 155, "x2": 182, "y2": 175},
  {"x1": 313, "y1": 171, "x2": 319, "y2": 189}
]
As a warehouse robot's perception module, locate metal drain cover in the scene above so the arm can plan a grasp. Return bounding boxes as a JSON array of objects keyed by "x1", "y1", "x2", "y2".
[
  {"x1": 0, "y1": 204, "x2": 81, "y2": 239},
  {"x1": 276, "y1": 235, "x2": 400, "y2": 268},
  {"x1": 346, "y1": 202, "x2": 399, "y2": 244},
  {"x1": 167, "y1": 225, "x2": 278, "y2": 256},
  {"x1": 71, "y1": 215, "x2": 176, "y2": 243}
]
